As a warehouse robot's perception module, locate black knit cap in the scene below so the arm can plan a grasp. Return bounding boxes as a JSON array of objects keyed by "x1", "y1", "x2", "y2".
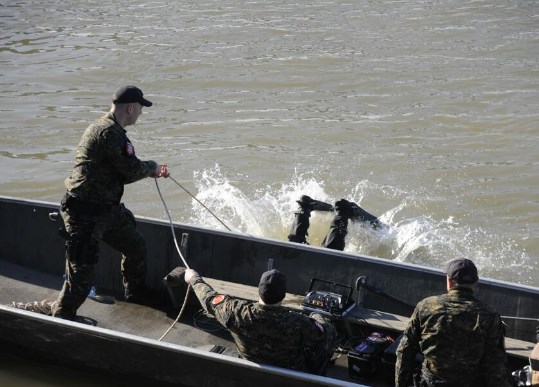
[
  {"x1": 258, "y1": 269, "x2": 286, "y2": 304},
  {"x1": 112, "y1": 85, "x2": 153, "y2": 107},
  {"x1": 445, "y1": 258, "x2": 479, "y2": 284}
]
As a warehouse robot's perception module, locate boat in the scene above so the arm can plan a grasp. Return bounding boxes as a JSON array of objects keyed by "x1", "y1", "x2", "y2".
[{"x1": 1, "y1": 195, "x2": 537, "y2": 386}]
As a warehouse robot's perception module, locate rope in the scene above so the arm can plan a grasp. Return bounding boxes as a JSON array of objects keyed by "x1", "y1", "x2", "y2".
[
  {"x1": 154, "y1": 177, "x2": 190, "y2": 269},
  {"x1": 154, "y1": 177, "x2": 191, "y2": 341},
  {"x1": 155, "y1": 175, "x2": 232, "y2": 341},
  {"x1": 153, "y1": 175, "x2": 241, "y2": 341},
  {"x1": 158, "y1": 285, "x2": 192, "y2": 341},
  {"x1": 501, "y1": 316, "x2": 539, "y2": 322}
]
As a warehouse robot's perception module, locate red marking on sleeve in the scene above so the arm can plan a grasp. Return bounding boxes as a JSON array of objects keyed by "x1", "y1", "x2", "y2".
[{"x1": 212, "y1": 294, "x2": 225, "y2": 305}]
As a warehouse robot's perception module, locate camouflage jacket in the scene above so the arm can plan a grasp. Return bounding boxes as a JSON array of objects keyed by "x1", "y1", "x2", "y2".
[
  {"x1": 190, "y1": 274, "x2": 333, "y2": 371},
  {"x1": 64, "y1": 113, "x2": 157, "y2": 205},
  {"x1": 395, "y1": 286, "x2": 511, "y2": 387}
]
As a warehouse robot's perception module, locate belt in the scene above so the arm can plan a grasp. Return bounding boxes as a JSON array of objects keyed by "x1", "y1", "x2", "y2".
[{"x1": 61, "y1": 193, "x2": 114, "y2": 215}]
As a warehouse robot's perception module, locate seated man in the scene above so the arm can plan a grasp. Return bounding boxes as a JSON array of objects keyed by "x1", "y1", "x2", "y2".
[
  {"x1": 288, "y1": 195, "x2": 384, "y2": 251},
  {"x1": 395, "y1": 258, "x2": 512, "y2": 387},
  {"x1": 183, "y1": 268, "x2": 337, "y2": 374}
]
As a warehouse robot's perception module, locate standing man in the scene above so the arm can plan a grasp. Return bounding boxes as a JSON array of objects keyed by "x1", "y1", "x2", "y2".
[
  {"x1": 395, "y1": 258, "x2": 511, "y2": 387},
  {"x1": 52, "y1": 85, "x2": 169, "y2": 320},
  {"x1": 183, "y1": 268, "x2": 337, "y2": 374}
]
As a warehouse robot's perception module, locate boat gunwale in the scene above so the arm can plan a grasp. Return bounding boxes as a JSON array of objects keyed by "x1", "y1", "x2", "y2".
[
  {"x1": 0, "y1": 303, "x2": 362, "y2": 387},
  {"x1": 4, "y1": 195, "x2": 536, "y2": 297}
]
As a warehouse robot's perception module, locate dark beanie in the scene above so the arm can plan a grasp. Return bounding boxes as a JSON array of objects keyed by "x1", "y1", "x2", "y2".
[
  {"x1": 258, "y1": 269, "x2": 286, "y2": 304},
  {"x1": 445, "y1": 258, "x2": 479, "y2": 284}
]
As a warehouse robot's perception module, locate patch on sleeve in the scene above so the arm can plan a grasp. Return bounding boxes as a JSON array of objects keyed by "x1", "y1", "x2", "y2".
[
  {"x1": 125, "y1": 141, "x2": 135, "y2": 156},
  {"x1": 211, "y1": 294, "x2": 225, "y2": 305}
]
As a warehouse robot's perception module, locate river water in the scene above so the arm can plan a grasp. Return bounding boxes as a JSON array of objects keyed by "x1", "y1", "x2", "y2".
[{"x1": 1, "y1": 0, "x2": 538, "y2": 384}]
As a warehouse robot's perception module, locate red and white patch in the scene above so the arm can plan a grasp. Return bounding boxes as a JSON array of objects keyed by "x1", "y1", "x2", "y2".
[
  {"x1": 125, "y1": 142, "x2": 135, "y2": 156},
  {"x1": 211, "y1": 294, "x2": 225, "y2": 305}
]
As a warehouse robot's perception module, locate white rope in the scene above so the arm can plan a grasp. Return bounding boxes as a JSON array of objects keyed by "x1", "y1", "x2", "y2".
[
  {"x1": 154, "y1": 177, "x2": 192, "y2": 341},
  {"x1": 154, "y1": 175, "x2": 235, "y2": 340},
  {"x1": 154, "y1": 177, "x2": 190, "y2": 269},
  {"x1": 158, "y1": 285, "x2": 192, "y2": 341},
  {"x1": 501, "y1": 316, "x2": 539, "y2": 322}
]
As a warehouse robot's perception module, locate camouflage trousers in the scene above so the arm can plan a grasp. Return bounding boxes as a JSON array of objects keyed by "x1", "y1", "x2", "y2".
[
  {"x1": 53, "y1": 199, "x2": 147, "y2": 320},
  {"x1": 304, "y1": 317, "x2": 338, "y2": 375}
]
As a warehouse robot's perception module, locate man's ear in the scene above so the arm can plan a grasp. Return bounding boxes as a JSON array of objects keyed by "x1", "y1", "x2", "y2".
[{"x1": 447, "y1": 277, "x2": 456, "y2": 290}]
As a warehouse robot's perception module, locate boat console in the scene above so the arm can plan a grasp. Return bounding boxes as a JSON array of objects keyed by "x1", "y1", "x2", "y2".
[{"x1": 300, "y1": 277, "x2": 355, "y2": 317}]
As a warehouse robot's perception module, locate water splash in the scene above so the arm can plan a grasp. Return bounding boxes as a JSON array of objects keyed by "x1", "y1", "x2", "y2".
[
  {"x1": 189, "y1": 165, "x2": 264, "y2": 235},
  {"x1": 186, "y1": 165, "x2": 533, "y2": 285}
]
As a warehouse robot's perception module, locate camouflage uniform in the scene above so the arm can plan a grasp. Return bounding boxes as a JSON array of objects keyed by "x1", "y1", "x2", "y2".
[
  {"x1": 190, "y1": 274, "x2": 337, "y2": 373},
  {"x1": 53, "y1": 112, "x2": 157, "y2": 320},
  {"x1": 395, "y1": 286, "x2": 511, "y2": 387}
]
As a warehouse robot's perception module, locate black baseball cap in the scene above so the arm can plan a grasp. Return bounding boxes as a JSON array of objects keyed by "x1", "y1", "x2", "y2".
[
  {"x1": 258, "y1": 269, "x2": 286, "y2": 304},
  {"x1": 445, "y1": 258, "x2": 479, "y2": 284},
  {"x1": 112, "y1": 85, "x2": 153, "y2": 107}
]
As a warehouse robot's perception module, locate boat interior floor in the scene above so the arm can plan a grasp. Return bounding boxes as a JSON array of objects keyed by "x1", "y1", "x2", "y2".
[
  {"x1": 0, "y1": 259, "x2": 237, "y2": 352},
  {"x1": 0, "y1": 259, "x2": 394, "y2": 386}
]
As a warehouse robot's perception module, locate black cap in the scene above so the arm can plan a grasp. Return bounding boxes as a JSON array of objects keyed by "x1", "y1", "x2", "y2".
[
  {"x1": 258, "y1": 269, "x2": 286, "y2": 304},
  {"x1": 445, "y1": 258, "x2": 479, "y2": 284},
  {"x1": 112, "y1": 85, "x2": 153, "y2": 107}
]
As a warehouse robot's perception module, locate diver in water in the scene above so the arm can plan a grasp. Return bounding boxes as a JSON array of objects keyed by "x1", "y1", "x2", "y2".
[{"x1": 288, "y1": 195, "x2": 385, "y2": 251}]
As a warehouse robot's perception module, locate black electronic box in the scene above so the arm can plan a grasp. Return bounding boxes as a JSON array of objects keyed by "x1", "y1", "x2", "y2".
[{"x1": 347, "y1": 332, "x2": 393, "y2": 380}]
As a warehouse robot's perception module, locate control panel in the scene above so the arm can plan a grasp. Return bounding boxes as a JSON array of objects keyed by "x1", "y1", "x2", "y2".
[{"x1": 300, "y1": 278, "x2": 354, "y2": 317}]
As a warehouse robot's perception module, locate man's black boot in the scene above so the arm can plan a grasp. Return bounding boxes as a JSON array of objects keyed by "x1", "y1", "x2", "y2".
[
  {"x1": 334, "y1": 199, "x2": 355, "y2": 218},
  {"x1": 288, "y1": 208, "x2": 311, "y2": 244},
  {"x1": 297, "y1": 195, "x2": 334, "y2": 212},
  {"x1": 335, "y1": 199, "x2": 382, "y2": 229}
]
